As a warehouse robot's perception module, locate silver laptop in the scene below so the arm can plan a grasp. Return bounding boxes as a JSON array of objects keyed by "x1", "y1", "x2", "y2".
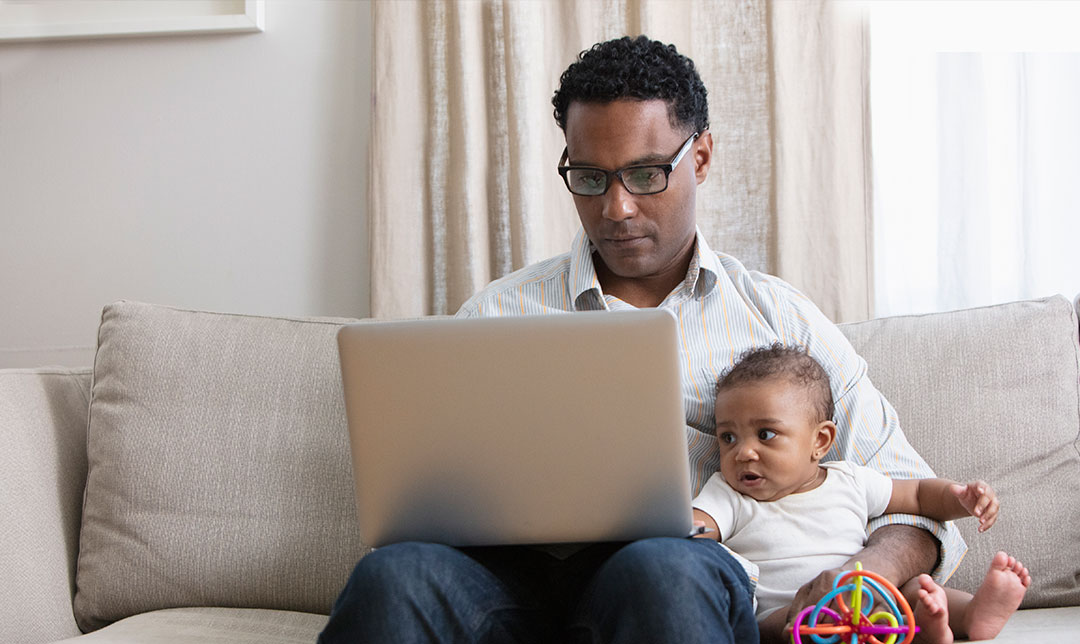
[{"x1": 336, "y1": 309, "x2": 693, "y2": 547}]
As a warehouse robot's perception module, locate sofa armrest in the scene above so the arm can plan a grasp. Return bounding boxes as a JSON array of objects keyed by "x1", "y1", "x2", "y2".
[{"x1": 1, "y1": 368, "x2": 91, "y2": 643}]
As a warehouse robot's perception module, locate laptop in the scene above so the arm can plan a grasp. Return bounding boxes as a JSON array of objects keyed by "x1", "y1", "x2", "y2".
[{"x1": 336, "y1": 309, "x2": 693, "y2": 547}]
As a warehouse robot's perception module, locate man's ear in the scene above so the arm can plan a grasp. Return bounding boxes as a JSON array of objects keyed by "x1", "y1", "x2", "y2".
[
  {"x1": 811, "y1": 420, "x2": 837, "y2": 462},
  {"x1": 694, "y1": 129, "x2": 713, "y2": 185}
]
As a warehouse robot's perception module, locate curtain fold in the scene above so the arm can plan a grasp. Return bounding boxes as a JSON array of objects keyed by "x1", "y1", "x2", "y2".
[
  {"x1": 770, "y1": 0, "x2": 873, "y2": 322},
  {"x1": 370, "y1": 0, "x2": 872, "y2": 322}
]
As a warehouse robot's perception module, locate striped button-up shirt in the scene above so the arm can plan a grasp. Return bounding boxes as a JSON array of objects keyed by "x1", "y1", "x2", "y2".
[{"x1": 457, "y1": 228, "x2": 966, "y2": 582}]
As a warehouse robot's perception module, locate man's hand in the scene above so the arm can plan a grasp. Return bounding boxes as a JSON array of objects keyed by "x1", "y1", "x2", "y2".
[
  {"x1": 782, "y1": 525, "x2": 939, "y2": 631},
  {"x1": 783, "y1": 566, "x2": 849, "y2": 632},
  {"x1": 950, "y1": 480, "x2": 998, "y2": 532}
]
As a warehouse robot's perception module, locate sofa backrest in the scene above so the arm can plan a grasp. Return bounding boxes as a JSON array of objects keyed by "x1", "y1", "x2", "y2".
[
  {"x1": 839, "y1": 295, "x2": 1080, "y2": 609},
  {"x1": 0, "y1": 368, "x2": 91, "y2": 643},
  {"x1": 50, "y1": 295, "x2": 1080, "y2": 633}
]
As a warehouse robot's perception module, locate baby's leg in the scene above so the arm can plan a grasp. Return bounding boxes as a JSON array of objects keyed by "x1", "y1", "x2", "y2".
[
  {"x1": 952, "y1": 551, "x2": 1030, "y2": 640},
  {"x1": 902, "y1": 574, "x2": 952, "y2": 644}
]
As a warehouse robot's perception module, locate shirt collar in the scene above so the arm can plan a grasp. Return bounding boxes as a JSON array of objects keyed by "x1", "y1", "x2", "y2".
[
  {"x1": 568, "y1": 228, "x2": 720, "y2": 310},
  {"x1": 688, "y1": 229, "x2": 720, "y2": 297},
  {"x1": 569, "y1": 229, "x2": 604, "y2": 310}
]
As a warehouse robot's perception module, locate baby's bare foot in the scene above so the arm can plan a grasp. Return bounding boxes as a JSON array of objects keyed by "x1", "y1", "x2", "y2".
[
  {"x1": 912, "y1": 574, "x2": 953, "y2": 644},
  {"x1": 963, "y1": 551, "x2": 1031, "y2": 640}
]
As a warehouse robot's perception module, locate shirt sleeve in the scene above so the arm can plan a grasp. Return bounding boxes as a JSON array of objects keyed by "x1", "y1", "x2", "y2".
[
  {"x1": 763, "y1": 276, "x2": 967, "y2": 584},
  {"x1": 455, "y1": 297, "x2": 480, "y2": 318},
  {"x1": 850, "y1": 463, "x2": 894, "y2": 519}
]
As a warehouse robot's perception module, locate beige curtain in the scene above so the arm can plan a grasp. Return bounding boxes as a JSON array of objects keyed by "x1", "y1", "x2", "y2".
[{"x1": 370, "y1": 0, "x2": 872, "y2": 323}]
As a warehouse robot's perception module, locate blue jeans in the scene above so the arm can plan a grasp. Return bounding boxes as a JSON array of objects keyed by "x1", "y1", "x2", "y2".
[{"x1": 318, "y1": 538, "x2": 757, "y2": 644}]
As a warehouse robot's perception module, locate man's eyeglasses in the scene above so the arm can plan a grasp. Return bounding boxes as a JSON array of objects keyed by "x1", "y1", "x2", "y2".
[{"x1": 557, "y1": 132, "x2": 699, "y2": 196}]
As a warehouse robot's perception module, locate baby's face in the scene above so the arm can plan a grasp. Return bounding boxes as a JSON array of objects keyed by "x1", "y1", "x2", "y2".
[{"x1": 714, "y1": 379, "x2": 829, "y2": 502}]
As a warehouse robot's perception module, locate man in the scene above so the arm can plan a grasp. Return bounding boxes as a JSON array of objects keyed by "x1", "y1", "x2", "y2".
[{"x1": 320, "y1": 35, "x2": 964, "y2": 644}]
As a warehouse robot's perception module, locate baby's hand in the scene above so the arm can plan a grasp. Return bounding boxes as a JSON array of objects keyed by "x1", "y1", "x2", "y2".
[{"x1": 950, "y1": 480, "x2": 998, "y2": 532}]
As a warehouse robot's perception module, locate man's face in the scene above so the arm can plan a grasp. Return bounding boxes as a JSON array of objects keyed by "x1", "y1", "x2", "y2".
[
  {"x1": 563, "y1": 99, "x2": 710, "y2": 289},
  {"x1": 714, "y1": 379, "x2": 833, "y2": 502}
]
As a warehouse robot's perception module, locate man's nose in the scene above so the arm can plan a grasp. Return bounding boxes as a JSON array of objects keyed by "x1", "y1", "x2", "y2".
[{"x1": 601, "y1": 180, "x2": 636, "y2": 222}]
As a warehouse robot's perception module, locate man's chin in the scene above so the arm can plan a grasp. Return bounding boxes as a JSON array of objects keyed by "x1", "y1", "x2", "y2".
[
  {"x1": 598, "y1": 256, "x2": 657, "y2": 281},
  {"x1": 594, "y1": 244, "x2": 658, "y2": 276}
]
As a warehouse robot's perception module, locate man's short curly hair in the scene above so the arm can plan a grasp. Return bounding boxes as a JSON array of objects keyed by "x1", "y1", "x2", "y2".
[
  {"x1": 552, "y1": 35, "x2": 709, "y2": 134},
  {"x1": 716, "y1": 344, "x2": 835, "y2": 423}
]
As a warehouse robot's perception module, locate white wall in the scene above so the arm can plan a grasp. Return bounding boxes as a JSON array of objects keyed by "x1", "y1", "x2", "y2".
[{"x1": 0, "y1": 0, "x2": 372, "y2": 368}]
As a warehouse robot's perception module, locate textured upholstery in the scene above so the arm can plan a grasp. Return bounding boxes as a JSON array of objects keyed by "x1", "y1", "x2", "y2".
[
  {"x1": 52, "y1": 608, "x2": 326, "y2": 643},
  {"x1": 839, "y1": 296, "x2": 1080, "y2": 608},
  {"x1": 73, "y1": 302, "x2": 369, "y2": 632},
  {"x1": 7, "y1": 295, "x2": 1079, "y2": 642},
  {"x1": 0, "y1": 368, "x2": 91, "y2": 644},
  {"x1": 982, "y1": 605, "x2": 1080, "y2": 642}
]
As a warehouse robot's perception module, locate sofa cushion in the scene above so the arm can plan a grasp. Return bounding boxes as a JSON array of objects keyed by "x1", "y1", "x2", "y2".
[
  {"x1": 53, "y1": 607, "x2": 326, "y2": 643},
  {"x1": 74, "y1": 302, "x2": 368, "y2": 632},
  {"x1": 989, "y1": 606, "x2": 1080, "y2": 643},
  {"x1": 0, "y1": 368, "x2": 90, "y2": 644},
  {"x1": 839, "y1": 296, "x2": 1080, "y2": 609}
]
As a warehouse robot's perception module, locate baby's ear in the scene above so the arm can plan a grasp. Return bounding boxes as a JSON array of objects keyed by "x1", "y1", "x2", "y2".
[{"x1": 811, "y1": 420, "x2": 837, "y2": 461}]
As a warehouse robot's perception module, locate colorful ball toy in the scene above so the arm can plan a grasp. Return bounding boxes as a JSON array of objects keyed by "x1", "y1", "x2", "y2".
[{"x1": 789, "y1": 563, "x2": 918, "y2": 644}]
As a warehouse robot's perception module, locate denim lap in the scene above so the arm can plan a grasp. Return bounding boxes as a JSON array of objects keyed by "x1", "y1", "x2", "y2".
[
  {"x1": 318, "y1": 542, "x2": 549, "y2": 644},
  {"x1": 319, "y1": 538, "x2": 757, "y2": 644},
  {"x1": 569, "y1": 538, "x2": 758, "y2": 644}
]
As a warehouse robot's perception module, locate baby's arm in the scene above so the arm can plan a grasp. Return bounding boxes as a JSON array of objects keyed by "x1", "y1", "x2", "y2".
[
  {"x1": 886, "y1": 479, "x2": 999, "y2": 532},
  {"x1": 691, "y1": 472, "x2": 738, "y2": 542}
]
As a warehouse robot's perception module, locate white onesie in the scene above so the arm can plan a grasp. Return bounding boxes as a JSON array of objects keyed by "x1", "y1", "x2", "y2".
[{"x1": 692, "y1": 461, "x2": 893, "y2": 620}]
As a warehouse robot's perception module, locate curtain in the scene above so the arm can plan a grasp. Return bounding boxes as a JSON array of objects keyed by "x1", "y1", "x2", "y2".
[
  {"x1": 370, "y1": 0, "x2": 872, "y2": 322},
  {"x1": 870, "y1": 5, "x2": 1080, "y2": 316}
]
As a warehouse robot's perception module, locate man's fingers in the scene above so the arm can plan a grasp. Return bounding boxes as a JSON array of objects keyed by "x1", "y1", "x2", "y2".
[
  {"x1": 787, "y1": 580, "x2": 815, "y2": 624},
  {"x1": 789, "y1": 569, "x2": 843, "y2": 622}
]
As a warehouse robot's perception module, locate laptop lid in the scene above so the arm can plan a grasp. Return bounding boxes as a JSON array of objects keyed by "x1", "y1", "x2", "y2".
[{"x1": 337, "y1": 309, "x2": 692, "y2": 547}]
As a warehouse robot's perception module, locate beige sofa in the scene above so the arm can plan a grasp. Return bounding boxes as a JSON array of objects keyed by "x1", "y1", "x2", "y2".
[{"x1": 3, "y1": 297, "x2": 1079, "y2": 643}]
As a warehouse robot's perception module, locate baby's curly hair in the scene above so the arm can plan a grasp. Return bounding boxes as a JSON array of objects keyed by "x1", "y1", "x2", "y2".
[
  {"x1": 552, "y1": 35, "x2": 709, "y2": 134},
  {"x1": 717, "y1": 344, "x2": 835, "y2": 423}
]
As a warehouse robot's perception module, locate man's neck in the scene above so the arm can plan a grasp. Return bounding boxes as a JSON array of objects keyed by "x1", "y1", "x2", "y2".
[{"x1": 593, "y1": 253, "x2": 693, "y2": 309}]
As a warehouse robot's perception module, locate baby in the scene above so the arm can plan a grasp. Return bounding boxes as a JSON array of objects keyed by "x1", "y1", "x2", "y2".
[{"x1": 692, "y1": 345, "x2": 1031, "y2": 644}]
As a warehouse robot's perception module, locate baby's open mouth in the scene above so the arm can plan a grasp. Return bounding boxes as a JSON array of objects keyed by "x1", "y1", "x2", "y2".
[{"x1": 740, "y1": 473, "x2": 762, "y2": 483}]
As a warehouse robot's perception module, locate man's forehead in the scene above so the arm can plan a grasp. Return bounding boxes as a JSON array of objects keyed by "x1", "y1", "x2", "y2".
[
  {"x1": 563, "y1": 99, "x2": 686, "y2": 163},
  {"x1": 565, "y1": 99, "x2": 680, "y2": 135}
]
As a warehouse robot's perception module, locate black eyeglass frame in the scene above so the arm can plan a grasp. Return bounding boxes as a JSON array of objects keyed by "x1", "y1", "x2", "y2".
[{"x1": 557, "y1": 131, "x2": 700, "y2": 196}]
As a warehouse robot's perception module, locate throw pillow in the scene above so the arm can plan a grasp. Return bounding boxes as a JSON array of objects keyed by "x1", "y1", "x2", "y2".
[{"x1": 74, "y1": 302, "x2": 369, "y2": 632}]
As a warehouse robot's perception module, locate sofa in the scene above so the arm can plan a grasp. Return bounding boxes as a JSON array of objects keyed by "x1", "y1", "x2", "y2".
[{"x1": 3, "y1": 296, "x2": 1079, "y2": 643}]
